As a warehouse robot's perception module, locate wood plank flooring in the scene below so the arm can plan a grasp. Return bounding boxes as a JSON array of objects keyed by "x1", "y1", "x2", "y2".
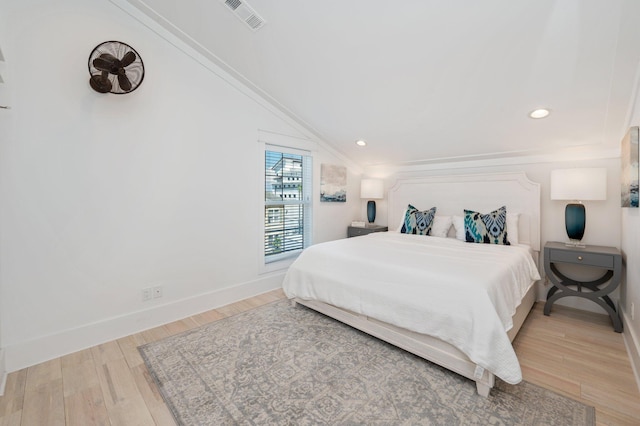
[
  {"x1": 0, "y1": 290, "x2": 638, "y2": 425},
  {"x1": 514, "y1": 303, "x2": 640, "y2": 425}
]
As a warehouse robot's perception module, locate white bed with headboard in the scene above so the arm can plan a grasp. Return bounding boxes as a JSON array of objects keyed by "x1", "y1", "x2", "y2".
[{"x1": 282, "y1": 172, "x2": 541, "y2": 396}]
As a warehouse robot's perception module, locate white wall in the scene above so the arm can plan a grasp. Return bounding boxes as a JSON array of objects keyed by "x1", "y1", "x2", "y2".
[
  {"x1": 0, "y1": 0, "x2": 360, "y2": 373},
  {"x1": 0, "y1": 0, "x2": 11, "y2": 388},
  {"x1": 0, "y1": 32, "x2": 8, "y2": 391},
  {"x1": 621, "y1": 74, "x2": 640, "y2": 385},
  {"x1": 0, "y1": 92, "x2": 6, "y2": 390}
]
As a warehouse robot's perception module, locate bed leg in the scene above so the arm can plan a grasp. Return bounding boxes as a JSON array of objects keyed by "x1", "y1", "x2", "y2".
[{"x1": 476, "y1": 381, "x2": 491, "y2": 397}]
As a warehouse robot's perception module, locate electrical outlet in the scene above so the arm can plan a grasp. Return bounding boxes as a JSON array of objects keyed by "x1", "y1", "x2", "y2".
[
  {"x1": 141, "y1": 287, "x2": 152, "y2": 301},
  {"x1": 153, "y1": 286, "x2": 163, "y2": 299}
]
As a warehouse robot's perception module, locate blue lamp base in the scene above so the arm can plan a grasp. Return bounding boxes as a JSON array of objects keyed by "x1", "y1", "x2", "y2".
[
  {"x1": 565, "y1": 203, "x2": 585, "y2": 247},
  {"x1": 367, "y1": 200, "x2": 376, "y2": 223}
]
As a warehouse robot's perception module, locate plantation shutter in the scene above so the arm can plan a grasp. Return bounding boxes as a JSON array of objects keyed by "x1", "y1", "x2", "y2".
[{"x1": 264, "y1": 147, "x2": 312, "y2": 262}]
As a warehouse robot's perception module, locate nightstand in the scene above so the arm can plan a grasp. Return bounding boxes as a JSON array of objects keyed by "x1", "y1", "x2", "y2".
[
  {"x1": 347, "y1": 224, "x2": 388, "y2": 238},
  {"x1": 543, "y1": 241, "x2": 622, "y2": 332}
]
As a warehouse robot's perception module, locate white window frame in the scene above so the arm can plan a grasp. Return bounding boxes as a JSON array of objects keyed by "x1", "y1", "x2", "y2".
[{"x1": 258, "y1": 131, "x2": 315, "y2": 273}]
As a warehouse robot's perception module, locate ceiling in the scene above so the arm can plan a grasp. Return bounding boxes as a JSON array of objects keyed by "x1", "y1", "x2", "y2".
[{"x1": 122, "y1": 0, "x2": 640, "y2": 167}]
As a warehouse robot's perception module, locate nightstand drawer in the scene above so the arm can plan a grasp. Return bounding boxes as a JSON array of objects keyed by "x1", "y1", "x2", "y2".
[
  {"x1": 349, "y1": 227, "x2": 372, "y2": 237},
  {"x1": 548, "y1": 249, "x2": 614, "y2": 268},
  {"x1": 347, "y1": 225, "x2": 388, "y2": 237}
]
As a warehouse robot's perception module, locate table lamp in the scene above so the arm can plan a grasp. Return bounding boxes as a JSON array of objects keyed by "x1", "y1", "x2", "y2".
[{"x1": 360, "y1": 179, "x2": 384, "y2": 223}]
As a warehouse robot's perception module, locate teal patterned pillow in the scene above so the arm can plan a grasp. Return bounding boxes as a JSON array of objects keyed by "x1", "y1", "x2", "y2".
[
  {"x1": 400, "y1": 204, "x2": 418, "y2": 233},
  {"x1": 401, "y1": 205, "x2": 437, "y2": 235},
  {"x1": 464, "y1": 206, "x2": 510, "y2": 245}
]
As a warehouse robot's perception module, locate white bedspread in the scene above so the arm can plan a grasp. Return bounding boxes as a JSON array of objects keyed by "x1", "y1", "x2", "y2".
[{"x1": 282, "y1": 233, "x2": 541, "y2": 384}]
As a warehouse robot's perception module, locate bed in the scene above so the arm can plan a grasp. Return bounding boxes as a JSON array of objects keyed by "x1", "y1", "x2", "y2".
[{"x1": 282, "y1": 172, "x2": 541, "y2": 396}]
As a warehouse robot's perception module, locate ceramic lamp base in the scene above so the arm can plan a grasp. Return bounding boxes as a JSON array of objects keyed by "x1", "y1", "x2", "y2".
[
  {"x1": 565, "y1": 203, "x2": 585, "y2": 243},
  {"x1": 367, "y1": 200, "x2": 376, "y2": 223}
]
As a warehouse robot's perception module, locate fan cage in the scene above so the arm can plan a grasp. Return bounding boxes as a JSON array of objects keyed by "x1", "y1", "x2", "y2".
[{"x1": 88, "y1": 41, "x2": 145, "y2": 94}]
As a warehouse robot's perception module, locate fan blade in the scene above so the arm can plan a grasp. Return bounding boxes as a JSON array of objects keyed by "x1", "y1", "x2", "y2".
[
  {"x1": 99, "y1": 53, "x2": 119, "y2": 63},
  {"x1": 89, "y1": 74, "x2": 112, "y2": 93},
  {"x1": 120, "y1": 51, "x2": 136, "y2": 68},
  {"x1": 118, "y1": 72, "x2": 132, "y2": 92},
  {"x1": 93, "y1": 58, "x2": 118, "y2": 73},
  {"x1": 92, "y1": 58, "x2": 111, "y2": 72},
  {"x1": 93, "y1": 54, "x2": 122, "y2": 73}
]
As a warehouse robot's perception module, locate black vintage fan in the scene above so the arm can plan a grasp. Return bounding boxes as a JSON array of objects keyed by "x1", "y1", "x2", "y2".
[{"x1": 88, "y1": 41, "x2": 144, "y2": 94}]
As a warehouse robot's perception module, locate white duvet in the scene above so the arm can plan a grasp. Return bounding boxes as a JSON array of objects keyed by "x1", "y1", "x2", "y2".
[{"x1": 282, "y1": 232, "x2": 541, "y2": 384}]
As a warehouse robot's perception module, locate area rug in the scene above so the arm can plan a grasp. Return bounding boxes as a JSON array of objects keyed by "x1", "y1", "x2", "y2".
[{"x1": 139, "y1": 300, "x2": 595, "y2": 425}]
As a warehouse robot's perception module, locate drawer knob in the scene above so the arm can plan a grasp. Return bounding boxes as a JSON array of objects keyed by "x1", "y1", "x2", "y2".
[{"x1": 577, "y1": 256, "x2": 583, "y2": 261}]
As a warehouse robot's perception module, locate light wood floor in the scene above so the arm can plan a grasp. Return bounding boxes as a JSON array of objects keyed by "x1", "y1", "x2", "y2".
[
  {"x1": 0, "y1": 290, "x2": 638, "y2": 425},
  {"x1": 514, "y1": 303, "x2": 640, "y2": 425}
]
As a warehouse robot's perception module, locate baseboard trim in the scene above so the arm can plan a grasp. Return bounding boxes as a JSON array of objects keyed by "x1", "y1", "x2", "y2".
[
  {"x1": 4, "y1": 274, "x2": 284, "y2": 373},
  {"x1": 621, "y1": 310, "x2": 640, "y2": 393},
  {"x1": 0, "y1": 349, "x2": 6, "y2": 396}
]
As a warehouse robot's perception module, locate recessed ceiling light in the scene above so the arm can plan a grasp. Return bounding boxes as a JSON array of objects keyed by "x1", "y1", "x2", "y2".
[
  {"x1": 529, "y1": 109, "x2": 550, "y2": 119},
  {"x1": 355, "y1": 139, "x2": 367, "y2": 147}
]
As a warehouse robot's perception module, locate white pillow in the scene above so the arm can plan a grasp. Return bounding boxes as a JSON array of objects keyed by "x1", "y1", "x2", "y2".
[
  {"x1": 395, "y1": 209, "x2": 407, "y2": 232},
  {"x1": 452, "y1": 215, "x2": 465, "y2": 240},
  {"x1": 453, "y1": 213, "x2": 519, "y2": 243},
  {"x1": 430, "y1": 216, "x2": 453, "y2": 238},
  {"x1": 507, "y1": 213, "x2": 520, "y2": 245}
]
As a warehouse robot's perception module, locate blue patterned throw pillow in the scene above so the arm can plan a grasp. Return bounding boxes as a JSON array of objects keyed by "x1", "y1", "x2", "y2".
[
  {"x1": 400, "y1": 204, "x2": 418, "y2": 233},
  {"x1": 464, "y1": 206, "x2": 510, "y2": 245},
  {"x1": 401, "y1": 205, "x2": 437, "y2": 235}
]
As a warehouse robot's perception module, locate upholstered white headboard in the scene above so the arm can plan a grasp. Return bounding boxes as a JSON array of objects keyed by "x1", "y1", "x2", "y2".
[{"x1": 387, "y1": 172, "x2": 541, "y2": 252}]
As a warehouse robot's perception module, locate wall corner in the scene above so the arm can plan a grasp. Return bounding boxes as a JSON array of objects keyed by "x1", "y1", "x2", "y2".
[{"x1": 0, "y1": 349, "x2": 6, "y2": 396}]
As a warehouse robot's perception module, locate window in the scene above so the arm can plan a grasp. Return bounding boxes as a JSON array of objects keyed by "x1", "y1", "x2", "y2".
[{"x1": 264, "y1": 147, "x2": 312, "y2": 263}]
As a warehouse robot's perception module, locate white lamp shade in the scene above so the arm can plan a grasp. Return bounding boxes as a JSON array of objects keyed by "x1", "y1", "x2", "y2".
[
  {"x1": 550, "y1": 168, "x2": 607, "y2": 201},
  {"x1": 360, "y1": 179, "x2": 384, "y2": 199}
]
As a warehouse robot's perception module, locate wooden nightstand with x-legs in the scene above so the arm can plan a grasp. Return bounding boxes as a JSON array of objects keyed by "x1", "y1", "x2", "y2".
[{"x1": 543, "y1": 241, "x2": 622, "y2": 332}]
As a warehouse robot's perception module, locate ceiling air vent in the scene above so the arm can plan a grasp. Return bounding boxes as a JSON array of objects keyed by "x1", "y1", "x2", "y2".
[{"x1": 221, "y1": 0, "x2": 266, "y2": 31}]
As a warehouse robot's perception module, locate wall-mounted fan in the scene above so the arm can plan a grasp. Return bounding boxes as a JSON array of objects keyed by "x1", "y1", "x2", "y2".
[{"x1": 88, "y1": 41, "x2": 144, "y2": 94}]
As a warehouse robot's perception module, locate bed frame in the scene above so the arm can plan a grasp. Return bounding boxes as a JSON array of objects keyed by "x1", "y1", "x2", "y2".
[{"x1": 293, "y1": 172, "x2": 541, "y2": 396}]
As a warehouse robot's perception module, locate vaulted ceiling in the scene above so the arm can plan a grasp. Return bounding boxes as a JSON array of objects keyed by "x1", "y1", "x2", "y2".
[{"x1": 122, "y1": 0, "x2": 640, "y2": 167}]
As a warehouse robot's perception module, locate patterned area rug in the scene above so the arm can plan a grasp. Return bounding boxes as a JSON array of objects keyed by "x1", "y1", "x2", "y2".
[{"x1": 139, "y1": 300, "x2": 595, "y2": 425}]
